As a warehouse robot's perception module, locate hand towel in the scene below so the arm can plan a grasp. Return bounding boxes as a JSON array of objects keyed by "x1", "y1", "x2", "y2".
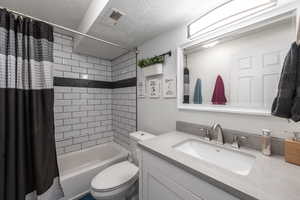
[
  {"x1": 193, "y1": 79, "x2": 202, "y2": 104},
  {"x1": 211, "y1": 75, "x2": 227, "y2": 105}
]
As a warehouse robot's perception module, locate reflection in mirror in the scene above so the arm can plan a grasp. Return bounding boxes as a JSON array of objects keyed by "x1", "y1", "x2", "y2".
[{"x1": 183, "y1": 17, "x2": 295, "y2": 111}]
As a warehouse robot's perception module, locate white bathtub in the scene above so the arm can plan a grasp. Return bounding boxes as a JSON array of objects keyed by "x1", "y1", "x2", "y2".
[{"x1": 58, "y1": 142, "x2": 129, "y2": 200}]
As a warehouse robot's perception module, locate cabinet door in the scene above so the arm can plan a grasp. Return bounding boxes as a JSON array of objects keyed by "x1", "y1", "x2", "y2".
[
  {"x1": 142, "y1": 162, "x2": 203, "y2": 200},
  {"x1": 140, "y1": 150, "x2": 240, "y2": 200}
]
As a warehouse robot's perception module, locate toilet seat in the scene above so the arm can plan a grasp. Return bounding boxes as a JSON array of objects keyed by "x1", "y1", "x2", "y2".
[{"x1": 91, "y1": 161, "x2": 139, "y2": 193}]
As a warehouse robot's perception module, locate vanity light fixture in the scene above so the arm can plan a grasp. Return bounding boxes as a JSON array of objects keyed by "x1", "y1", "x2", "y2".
[
  {"x1": 188, "y1": 0, "x2": 277, "y2": 39},
  {"x1": 202, "y1": 41, "x2": 219, "y2": 48}
]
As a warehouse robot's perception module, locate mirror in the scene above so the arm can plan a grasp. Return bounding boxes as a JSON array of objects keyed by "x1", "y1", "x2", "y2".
[{"x1": 177, "y1": 6, "x2": 297, "y2": 115}]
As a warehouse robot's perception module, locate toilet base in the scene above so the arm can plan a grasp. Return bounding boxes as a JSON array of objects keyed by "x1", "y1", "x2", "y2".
[
  {"x1": 91, "y1": 190, "x2": 126, "y2": 200},
  {"x1": 91, "y1": 181, "x2": 138, "y2": 200}
]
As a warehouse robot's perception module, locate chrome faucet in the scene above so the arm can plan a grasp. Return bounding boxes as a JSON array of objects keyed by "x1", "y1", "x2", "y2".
[{"x1": 212, "y1": 123, "x2": 224, "y2": 145}]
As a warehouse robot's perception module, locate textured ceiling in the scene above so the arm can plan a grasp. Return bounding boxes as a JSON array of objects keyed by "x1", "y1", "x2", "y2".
[
  {"x1": 82, "y1": 0, "x2": 223, "y2": 59},
  {"x1": 0, "y1": 0, "x2": 223, "y2": 59},
  {"x1": 90, "y1": 0, "x2": 224, "y2": 48},
  {"x1": 0, "y1": 0, "x2": 92, "y2": 31}
]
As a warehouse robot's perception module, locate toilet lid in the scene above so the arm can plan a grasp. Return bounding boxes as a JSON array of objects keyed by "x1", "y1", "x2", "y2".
[{"x1": 91, "y1": 161, "x2": 139, "y2": 192}]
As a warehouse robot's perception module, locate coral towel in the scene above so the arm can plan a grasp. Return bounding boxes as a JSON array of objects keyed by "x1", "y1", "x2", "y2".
[{"x1": 211, "y1": 75, "x2": 227, "y2": 105}]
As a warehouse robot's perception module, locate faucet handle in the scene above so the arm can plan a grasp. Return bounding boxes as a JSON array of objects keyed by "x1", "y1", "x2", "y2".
[
  {"x1": 232, "y1": 135, "x2": 240, "y2": 149},
  {"x1": 204, "y1": 129, "x2": 211, "y2": 141},
  {"x1": 232, "y1": 135, "x2": 248, "y2": 149},
  {"x1": 199, "y1": 127, "x2": 211, "y2": 141}
]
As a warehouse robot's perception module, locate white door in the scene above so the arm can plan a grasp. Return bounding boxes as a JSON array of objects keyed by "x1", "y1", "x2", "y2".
[{"x1": 230, "y1": 47, "x2": 288, "y2": 109}]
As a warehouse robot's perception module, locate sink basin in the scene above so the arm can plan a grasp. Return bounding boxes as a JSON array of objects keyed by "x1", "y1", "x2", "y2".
[{"x1": 173, "y1": 139, "x2": 256, "y2": 176}]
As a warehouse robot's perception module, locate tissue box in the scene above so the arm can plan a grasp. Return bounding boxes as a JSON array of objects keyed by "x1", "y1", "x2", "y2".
[{"x1": 285, "y1": 139, "x2": 300, "y2": 166}]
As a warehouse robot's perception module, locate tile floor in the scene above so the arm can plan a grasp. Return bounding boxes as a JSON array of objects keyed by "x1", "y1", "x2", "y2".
[{"x1": 80, "y1": 193, "x2": 95, "y2": 200}]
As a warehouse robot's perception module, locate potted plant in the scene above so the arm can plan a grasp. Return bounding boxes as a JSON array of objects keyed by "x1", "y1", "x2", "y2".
[{"x1": 138, "y1": 55, "x2": 164, "y2": 77}]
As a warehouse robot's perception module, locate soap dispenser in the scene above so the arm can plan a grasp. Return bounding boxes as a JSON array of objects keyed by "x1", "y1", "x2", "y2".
[{"x1": 261, "y1": 129, "x2": 272, "y2": 156}]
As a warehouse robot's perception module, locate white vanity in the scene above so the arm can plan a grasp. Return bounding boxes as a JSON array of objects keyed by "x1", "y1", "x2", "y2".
[
  {"x1": 138, "y1": 131, "x2": 300, "y2": 200},
  {"x1": 139, "y1": 145, "x2": 241, "y2": 200}
]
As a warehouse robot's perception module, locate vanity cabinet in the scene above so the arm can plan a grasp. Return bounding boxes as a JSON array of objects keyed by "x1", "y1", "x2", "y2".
[{"x1": 139, "y1": 150, "x2": 240, "y2": 200}]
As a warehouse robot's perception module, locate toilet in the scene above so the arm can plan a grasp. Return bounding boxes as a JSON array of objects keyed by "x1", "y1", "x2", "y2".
[{"x1": 90, "y1": 131, "x2": 156, "y2": 200}]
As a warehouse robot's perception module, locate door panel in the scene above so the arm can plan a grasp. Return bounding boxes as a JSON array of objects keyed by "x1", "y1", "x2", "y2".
[
  {"x1": 230, "y1": 47, "x2": 288, "y2": 109},
  {"x1": 141, "y1": 150, "x2": 240, "y2": 200},
  {"x1": 144, "y1": 164, "x2": 203, "y2": 200}
]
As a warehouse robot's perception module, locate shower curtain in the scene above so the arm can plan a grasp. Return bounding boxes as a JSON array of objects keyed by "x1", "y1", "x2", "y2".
[{"x1": 0, "y1": 9, "x2": 63, "y2": 200}]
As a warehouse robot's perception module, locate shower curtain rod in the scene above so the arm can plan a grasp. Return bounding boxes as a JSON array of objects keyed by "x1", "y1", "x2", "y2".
[{"x1": 0, "y1": 6, "x2": 131, "y2": 51}]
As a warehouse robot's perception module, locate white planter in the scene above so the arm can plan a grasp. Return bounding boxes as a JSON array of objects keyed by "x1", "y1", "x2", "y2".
[{"x1": 142, "y1": 63, "x2": 163, "y2": 77}]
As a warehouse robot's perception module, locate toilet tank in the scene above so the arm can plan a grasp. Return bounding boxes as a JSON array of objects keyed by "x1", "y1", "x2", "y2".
[{"x1": 129, "y1": 131, "x2": 156, "y2": 165}]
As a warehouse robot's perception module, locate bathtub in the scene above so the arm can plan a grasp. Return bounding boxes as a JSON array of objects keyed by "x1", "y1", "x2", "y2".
[{"x1": 58, "y1": 142, "x2": 129, "y2": 200}]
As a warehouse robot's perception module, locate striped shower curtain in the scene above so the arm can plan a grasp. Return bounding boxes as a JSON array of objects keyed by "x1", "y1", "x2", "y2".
[{"x1": 0, "y1": 9, "x2": 64, "y2": 200}]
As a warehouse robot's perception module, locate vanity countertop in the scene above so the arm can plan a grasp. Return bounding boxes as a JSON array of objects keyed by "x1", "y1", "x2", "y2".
[{"x1": 138, "y1": 131, "x2": 300, "y2": 200}]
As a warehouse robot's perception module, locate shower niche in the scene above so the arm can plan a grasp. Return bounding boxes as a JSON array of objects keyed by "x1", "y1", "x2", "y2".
[{"x1": 177, "y1": 3, "x2": 298, "y2": 116}]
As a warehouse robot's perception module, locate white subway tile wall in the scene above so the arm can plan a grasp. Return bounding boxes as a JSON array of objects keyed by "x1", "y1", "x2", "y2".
[
  {"x1": 53, "y1": 32, "x2": 137, "y2": 154},
  {"x1": 53, "y1": 33, "x2": 113, "y2": 155},
  {"x1": 111, "y1": 51, "x2": 136, "y2": 81},
  {"x1": 53, "y1": 33, "x2": 112, "y2": 82},
  {"x1": 54, "y1": 86, "x2": 113, "y2": 154},
  {"x1": 111, "y1": 53, "x2": 137, "y2": 149}
]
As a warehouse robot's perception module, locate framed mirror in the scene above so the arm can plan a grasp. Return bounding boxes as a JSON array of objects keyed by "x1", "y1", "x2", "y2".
[{"x1": 177, "y1": 2, "x2": 299, "y2": 115}]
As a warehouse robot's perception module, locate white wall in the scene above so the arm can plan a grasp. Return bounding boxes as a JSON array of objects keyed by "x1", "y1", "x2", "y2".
[{"x1": 137, "y1": 0, "x2": 300, "y2": 138}]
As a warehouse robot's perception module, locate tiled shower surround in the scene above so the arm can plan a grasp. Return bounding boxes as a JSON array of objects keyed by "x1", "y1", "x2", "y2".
[
  {"x1": 53, "y1": 34, "x2": 112, "y2": 81},
  {"x1": 112, "y1": 87, "x2": 137, "y2": 149},
  {"x1": 54, "y1": 87, "x2": 113, "y2": 155},
  {"x1": 53, "y1": 33, "x2": 136, "y2": 154},
  {"x1": 112, "y1": 51, "x2": 136, "y2": 82},
  {"x1": 112, "y1": 52, "x2": 137, "y2": 149}
]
